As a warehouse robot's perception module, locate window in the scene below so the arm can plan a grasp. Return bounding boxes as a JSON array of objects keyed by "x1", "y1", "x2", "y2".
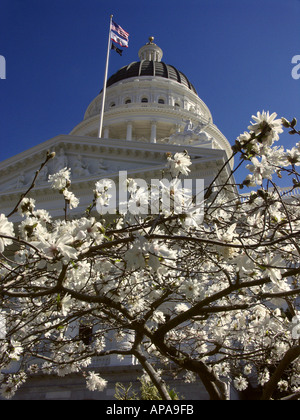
[
  {"x1": 175, "y1": 103, "x2": 180, "y2": 108},
  {"x1": 110, "y1": 102, "x2": 116, "y2": 108},
  {"x1": 158, "y1": 98, "x2": 165, "y2": 104},
  {"x1": 125, "y1": 99, "x2": 132, "y2": 104},
  {"x1": 141, "y1": 97, "x2": 148, "y2": 103}
]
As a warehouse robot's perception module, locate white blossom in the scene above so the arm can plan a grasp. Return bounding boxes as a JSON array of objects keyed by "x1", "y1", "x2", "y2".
[
  {"x1": 278, "y1": 380, "x2": 289, "y2": 392},
  {"x1": 262, "y1": 255, "x2": 284, "y2": 286},
  {"x1": 166, "y1": 152, "x2": 192, "y2": 177},
  {"x1": 18, "y1": 197, "x2": 36, "y2": 215},
  {"x1": 86, "y1": 372, "x2": 107, "y2": 392},
  {"x1": 258, "y1": 369, "x2": 270, "y2": 386},
  {"x1": 234, "y1": 376, "x2": 248, "y2": 391},
  {"x1": 60, "y1": 294, "x2": 72, "y2": 316},
  {"x1": 48, "y1": 167, "x2": 71, "y2": 190},
  {"x1": 285, "y1": 147, "x2": 300, "y2": 166},
  {"x1": 246, "y1": 156, "x2": 274, "y2": 185},
  {"x1": 34, "y1": 233, "x2": 78, "y2": 261},
  {"x1": 248, "y1": 111, "x2": 283, "y2": 146},
  {"x1": 0, "y1": 214, "x2": 14, "y2": 253},
  {"x1": 63, "y1": 190, "x2": 80, "y2": 209}
]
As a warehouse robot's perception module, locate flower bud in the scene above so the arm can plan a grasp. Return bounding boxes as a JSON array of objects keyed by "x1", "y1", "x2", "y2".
[
  {"x1": 291, "y1": 117, "x2": 297, "y2": 128},
  {"x1": 281, "y1": 118, "x2": 290, "y2": 128}
]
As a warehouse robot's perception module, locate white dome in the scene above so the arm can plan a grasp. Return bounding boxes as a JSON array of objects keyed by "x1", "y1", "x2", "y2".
[{"x1": 70, "y1": 39, "x2": 232, "y2": 160}]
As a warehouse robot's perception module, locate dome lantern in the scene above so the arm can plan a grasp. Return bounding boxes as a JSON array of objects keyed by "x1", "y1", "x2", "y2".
[{"x1": 138, "y1": 37, "x2": 163, "y2": 62}]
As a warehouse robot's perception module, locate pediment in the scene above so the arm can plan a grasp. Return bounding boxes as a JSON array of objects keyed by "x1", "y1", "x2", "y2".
[{"x1": 0, "y1": 134, "x2": 230, "y2": 218}]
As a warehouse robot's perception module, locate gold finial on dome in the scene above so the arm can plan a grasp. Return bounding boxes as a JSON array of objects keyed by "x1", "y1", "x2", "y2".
[{"x1": 148, "y1": 36, "x2": 155, "y2": 44}]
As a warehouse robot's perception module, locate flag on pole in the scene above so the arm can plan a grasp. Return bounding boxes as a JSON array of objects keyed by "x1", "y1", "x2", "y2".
[
  {"x1": 111, "y1": 21, "x2": 129, "y2": 41},
  {"x1": 111, "y1": 43, "x2": 123, "y2": 56},
  {"x1": 111, "y1": 31, "x2": 129, "y2": 48},
  {"x1": 99, "y1": 16, "x2": 129, "y2": 138}
]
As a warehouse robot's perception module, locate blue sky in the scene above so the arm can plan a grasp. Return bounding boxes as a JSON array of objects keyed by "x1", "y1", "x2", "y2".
[{"x1": 0, "y1": 0, "x2": 299, "y2": 186}]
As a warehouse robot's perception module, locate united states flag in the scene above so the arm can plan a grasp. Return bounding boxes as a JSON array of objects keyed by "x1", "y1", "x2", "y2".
[{"x1": 111, "y1": 21, "x2": 129, "y2": 41}]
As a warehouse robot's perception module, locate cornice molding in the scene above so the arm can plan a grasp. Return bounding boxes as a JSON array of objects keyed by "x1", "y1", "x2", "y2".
[{"x1": 0, "y1": 134, "x2": 227, "y2": 177}]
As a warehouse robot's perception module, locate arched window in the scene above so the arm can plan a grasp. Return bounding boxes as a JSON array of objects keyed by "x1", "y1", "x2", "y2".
[
  {"x1": 141, "y1": 97, "x2": 148, "y2": 103},
  {"x1": 110, "y1": 102, "x2": 116, "y2": 108},
  {"x1": 125, "y1": 98, "x2": 132, "y2": 104},
  {"x1": 158, "y1": 98, "x2": 165, "y2": 104}
]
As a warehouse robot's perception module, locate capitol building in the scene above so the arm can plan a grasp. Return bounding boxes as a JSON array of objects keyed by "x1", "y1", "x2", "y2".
[
  {"x1": 0, "y1": 38, "x2": 234, "y2": 400},
  {"x1": 0, "y1": 38, "x2": 232, "y2": 220}
]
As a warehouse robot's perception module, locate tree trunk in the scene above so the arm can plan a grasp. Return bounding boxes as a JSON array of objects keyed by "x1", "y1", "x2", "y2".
[
  {"x1": 133, "y1": 349, "x2": 172, "y2": 400},
  {"x1": 261, "y1": 345, "x2": 300, "y2": 400}
]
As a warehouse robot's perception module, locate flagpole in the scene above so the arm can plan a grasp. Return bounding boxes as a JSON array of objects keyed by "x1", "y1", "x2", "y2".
[{"x1": 98, "y1": 14, "x2": 113, "y2": 139}]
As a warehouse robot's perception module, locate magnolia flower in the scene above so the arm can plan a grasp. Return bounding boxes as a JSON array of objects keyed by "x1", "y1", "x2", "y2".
[
  {"x1": 127, "y1": 186, "x2": 149, "y2": 214},
  {"x1": 33, "y1": 209, "x2": 52, "y2": 224},
  {"x1": 246, "y1": 156, "x2": 274, "y2": 185},
  {"x1": 167, "y1": 152, "x2": 192, "y2": 177},
  {"x1": 63, "y1": 190, "x2": 80, "y2": 209},
  {"x1": 182, "y1": 208, "x2": 204, "y2": 229},
  {"x1": 0, "y1": 214, "x2": 14, "y2": 253},
  {"x1": 34, "y1": 234, "x2": 78, "y2": 261},
  {"x1": 95, "y1": 179, "x2": 115, "y2": 213},
  {"x1": 258, "y1": 369, "x2": 270, "y2": 386},
  {"x1": 95, "y1": 178, "x2": 114, "y2": 194},
  {"x1": 152, "y1": 311, "x2": 166, "y2": 324},
  {"x1": 18, "y1": 197, "x2": 36, "y2": 215},
  {"x1": 73, "y1": 217, "x2": 103, "y2": 243},
  {"x1": 234, "y1": 376, "x2": 248, "y2": 391},
  {"x1": 160, "y1": 178, "x2": 193, "y2": 214},
  {"x1": 86, "y1": 372, "x2": 108, "y2": 392},
  {"x1": 146, "y1": 241, "x2": 178, "y2": 272},
  {"x1": 9, "y1": 339, "x2": 23, "y2": 361},
  {"x1": 124, "y1": 240, "x2": 146, "y2": 270},
  {"x1": 262, "y1": 255, "x2": 284, "y2": 286},
  {"x1": 244, "y1": 365, "x2": 253, "y2": 375},
  {"x1": 179, "y1": 278, "x2": 203, "y2": 300},
  {"x1": 248, "y1": 111, "x2": 283, "y2": 146},
  {"x1": 285, "y1": 147, "x2": 300, "y2": 166},
  {"x1": 237, "y1": 131, "x2": 252, "y2": 146},
  {"x1": 61, "y1": 294, "x2": 72, "y2": 316},
  {"x1": 278, "y1": 380, "x2": 289, "y2": 392},
  {"x1": 48, "y1": 168, "x2": 71, "y2": 190},
  {"x1": 215, "y1": 223, "x2": 238, "y2": 243}
]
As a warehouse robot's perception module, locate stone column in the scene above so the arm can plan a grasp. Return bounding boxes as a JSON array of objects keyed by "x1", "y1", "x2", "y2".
[
  {"x1": 150, "y1": 121, "x2": 157, "y2": 143},
  {"x1": 126, "y1": 122, "x2": 133, "y2": 141},
  {"x1": 103, "y1": 127, "x2": 109, "y2": 139}
]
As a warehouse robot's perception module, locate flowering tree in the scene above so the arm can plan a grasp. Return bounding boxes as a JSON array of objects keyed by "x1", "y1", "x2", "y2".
[{"x1": 0, "y1": 112, "x2": 299, "y2": 400}]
